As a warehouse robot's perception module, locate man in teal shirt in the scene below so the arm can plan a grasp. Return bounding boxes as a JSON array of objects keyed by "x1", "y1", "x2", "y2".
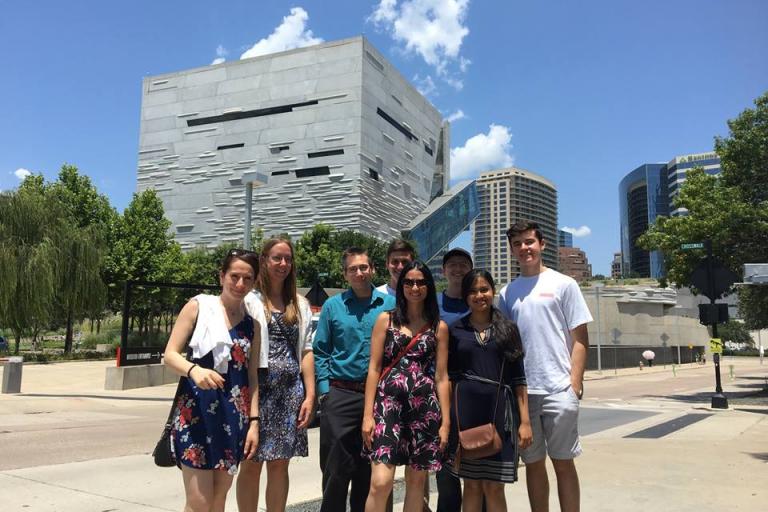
[{"x1": 313, "y1": 247, "x2": 395, "y2": 512}]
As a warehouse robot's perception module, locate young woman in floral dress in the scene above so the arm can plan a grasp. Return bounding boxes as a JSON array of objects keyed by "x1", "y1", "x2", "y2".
[
  {"x1": 163, "y1": 250, "x2": 261, "y2": 512},
  {"x1": 362, "y1": 261, "x2": 451, "y2": 512},
  {"x1": 237, "y1": 238, "x2": 315, "y2": 512}
]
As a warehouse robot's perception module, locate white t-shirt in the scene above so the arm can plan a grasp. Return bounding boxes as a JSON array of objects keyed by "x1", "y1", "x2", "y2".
[
  {"x1": 498, "y1": 268, "x2": 593, "y2": 395},
  {"x1": 375, "y1": 283, "x2": 396, "y2": 297}
]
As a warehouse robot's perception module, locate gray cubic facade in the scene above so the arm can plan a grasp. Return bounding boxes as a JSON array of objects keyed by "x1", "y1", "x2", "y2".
[{"x1": 136, "y1": 37, "x2": 448, "y2": 249}]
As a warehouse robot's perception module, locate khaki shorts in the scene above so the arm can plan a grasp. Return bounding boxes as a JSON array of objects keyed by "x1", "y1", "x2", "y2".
[{"x1": 521, "y1": 387, "x2": 582, "y2": 463}]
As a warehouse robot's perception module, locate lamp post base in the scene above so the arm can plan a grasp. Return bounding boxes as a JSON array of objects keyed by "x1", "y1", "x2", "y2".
[{"x1": 711, "y1": 393, "x2": 729, "y2": 409}]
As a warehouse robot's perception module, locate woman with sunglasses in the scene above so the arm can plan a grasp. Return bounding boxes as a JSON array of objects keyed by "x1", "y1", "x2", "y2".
[
  {"x1": 163, "y1": 249, "x2": 261, "y2": 512},
  {"x1": 362, "y1": 261, "x2": 451, "y2": 512},
  {"x1": 237, "y1": 238, "x2": 315, "y2": 512},
  {"x1": 447, "y1": 269, "x2": 531, "y2": 512}
]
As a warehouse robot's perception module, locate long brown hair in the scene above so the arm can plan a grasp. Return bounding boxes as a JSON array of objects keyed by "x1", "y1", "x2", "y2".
[{"x1": 256, "y1": 238, "x2": 300, "y2": 325}]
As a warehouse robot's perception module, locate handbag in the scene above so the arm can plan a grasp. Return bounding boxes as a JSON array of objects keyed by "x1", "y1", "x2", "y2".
[
  {"x1": 152, "y1": 376, "x2": 186, "y2": 467},
  {"x1": 454, "y1": 359, "x2": 506, "y2": 462},
  {"x1": 152, "y1": 316, "x2": 197, "y2": 468}
]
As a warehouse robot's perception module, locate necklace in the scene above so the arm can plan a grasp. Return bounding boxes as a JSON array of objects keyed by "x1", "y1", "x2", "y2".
[{"x1": 472, "y1": 323, "x2": 491, "y2": 347}]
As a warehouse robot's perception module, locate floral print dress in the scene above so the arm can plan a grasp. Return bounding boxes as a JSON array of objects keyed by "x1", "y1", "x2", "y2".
[
  {"x1": 171, "y1": 316, "x2": 253, "y2": 475},
  {"x1": 366, "y1": 321, "x2": 443, "y2": 471}
]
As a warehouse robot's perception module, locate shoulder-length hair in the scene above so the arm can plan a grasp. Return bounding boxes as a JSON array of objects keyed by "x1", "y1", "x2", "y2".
[
  {"x1": 391, "y1": 260, "x2": 439, "y2": 329},
  {"x1": 461, "y1": 269, "x2": 524, "y2": 361},
  {"x1": 256, "y1": 237, "x2": 300, "y2": 326}
]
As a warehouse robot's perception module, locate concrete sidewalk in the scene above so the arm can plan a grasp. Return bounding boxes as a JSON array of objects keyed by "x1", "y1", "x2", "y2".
[{"x1": 1, "y1": 358, "x2": 767, "y2": 511}]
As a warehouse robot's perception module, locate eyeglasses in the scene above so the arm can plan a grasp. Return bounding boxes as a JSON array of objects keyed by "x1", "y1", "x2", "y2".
[
  {"x1": 269, "y1": 255, "x2": 293, "y2": 264},
  {"x1": 229, "y1": 248, "x2": 257, "y2": 257},
  {"x1": 346, "y1": 264, "x2": 371, "y2": 274},
  {"x1": 403, "y1": 278, "x2": 428, "y2": 288}
]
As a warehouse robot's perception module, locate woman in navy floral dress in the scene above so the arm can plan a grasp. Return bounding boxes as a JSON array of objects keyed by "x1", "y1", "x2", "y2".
[
  {"x1": 164, "y1": 250, "x2": 261, "y2": 512},
  {"x1": 362, "y1": 261, "x2": 451, "y2": 512}
]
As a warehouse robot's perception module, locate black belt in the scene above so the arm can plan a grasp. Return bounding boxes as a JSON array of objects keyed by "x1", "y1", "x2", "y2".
[{"x1": 330, "y1": 379, "x2": 366, "y2": 393}]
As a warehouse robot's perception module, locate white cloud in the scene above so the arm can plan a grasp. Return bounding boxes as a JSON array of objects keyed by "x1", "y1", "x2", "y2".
[
  {"x1": 561, "y1": 225, "x2": 592, "y2": 238},
  {"x1": 240, "y1": 7, "x2": 323, "y2": 60},
  {"x1": 413, "y1": 74, "x2": 437, "y2": 96},
  {"x1": 211, "y1": 44, "x2": 228, "y2": 65},
  {"x1": 450, "y1": 124, "x2": 514, "y2": 181},
  {"x1": 445, "y1": 109, "x2": 465, "y2": 123},
  {"x1": 14, "y1": 168, "x2": 31, "y2": 180},
  {"x1": 370, "y1": 0, "x2": 470, "y2": 81}
]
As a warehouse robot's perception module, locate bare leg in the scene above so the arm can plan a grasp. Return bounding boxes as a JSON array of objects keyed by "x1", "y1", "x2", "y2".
[
  {"x1": 265, "y1": 459, "x2": 291, "y2": 512},
  {"x1": 366, "y1": 462, "x2": 396, "y2": 512},
  {"x1": 182, "y1": 465, "x2": 234, "y2": 512},
  {"x1": 525, "y1": 459, "x2": 550, "y2": 512},
  {"x1": 236, "y1": 459, "x2": 263, "y2": 512},
  {"x1": 462, "y1": 480, "x2": 484, "y2": 512},
  {"x1": 212, "y1": 470, "x2": 235, "y2": 512},
  {"x1": 403, "y1": 467, "x2": 428, "y2": 512},
  {"x1": 551, "y1": 458, "x2": 579, "y2": 512},
  {"x1": 481, "y1": 481, "x2": 506, "y2": 512}
]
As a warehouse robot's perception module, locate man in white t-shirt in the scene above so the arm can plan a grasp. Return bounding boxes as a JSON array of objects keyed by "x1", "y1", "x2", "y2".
[
  {"x1": 498, "y1": 221, "x2": 592, "y2": 512},
  {"x1": 375, "y1": 239, "x2": 415, "y2": 297}
]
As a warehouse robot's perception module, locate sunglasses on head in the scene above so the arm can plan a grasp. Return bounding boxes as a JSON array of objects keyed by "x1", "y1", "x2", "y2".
[
  {"x1": 228, "y1": 248, "x2": 257, "y2": 257},
  {"x1": 402, "y1": 278, "x2": 428, "y2": 288}
]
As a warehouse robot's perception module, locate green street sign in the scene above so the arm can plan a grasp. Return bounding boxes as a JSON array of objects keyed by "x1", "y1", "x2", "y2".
[{"x1": 681, "y1": 243, "x2": 704, "y2": 250}]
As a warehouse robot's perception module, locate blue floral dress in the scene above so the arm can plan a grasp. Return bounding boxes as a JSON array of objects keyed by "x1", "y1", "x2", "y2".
[
  {"x1": 366, "y1": 322, "x2": 443, "y2": 471},
  {"x1": 171, "y1": 316, "x2": 253, "y2": 475},
  {"x1": 251, "y1": 311, "x2": 308, "y2": 461}
]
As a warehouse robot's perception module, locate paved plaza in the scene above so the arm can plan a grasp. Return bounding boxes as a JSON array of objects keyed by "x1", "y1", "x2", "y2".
[{"x1": 1, "y1": 358, "x2": 767, "y2": 511}]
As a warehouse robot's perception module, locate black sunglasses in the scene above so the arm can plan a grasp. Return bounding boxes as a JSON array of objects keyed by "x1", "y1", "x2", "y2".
[
  {"x1": 228, "y1": 248, "x2": 257, "y2": 257},
  {"x1": 403, "y1": 278, "x2": 428, "y2": 288}
]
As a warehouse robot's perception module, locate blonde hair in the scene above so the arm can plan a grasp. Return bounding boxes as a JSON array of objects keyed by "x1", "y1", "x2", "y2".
[{"x1": 256, "y1": 238, "x2": 300, "y2": 326}]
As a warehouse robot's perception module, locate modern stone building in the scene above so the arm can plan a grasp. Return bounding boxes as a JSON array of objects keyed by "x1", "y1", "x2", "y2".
[
  {"x1": 559, "y1": 246, "x2": 592, "y2": 283},
  {"x1": 473, "y1": 167, "x2": 558, "y2": 283},
  {"x1": 611, "y1": 252, "x2": 622, "y2": 279},
  {"x1": 136, "y1": 37, "x2": 448, "y2": 250}
]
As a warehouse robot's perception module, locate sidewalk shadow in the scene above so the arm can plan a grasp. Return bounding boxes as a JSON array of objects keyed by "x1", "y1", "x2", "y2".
[
  {"x1": 747, "y1": 452, "x2": 768, "y2": 461},
  {"x1": 20, "y1": 393, "x2": 171, "y2": 402}
]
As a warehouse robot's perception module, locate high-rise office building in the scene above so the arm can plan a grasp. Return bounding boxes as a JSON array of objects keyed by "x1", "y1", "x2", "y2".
[
  {"x1": 473, "y1": 167, "x2": 558, "y2": 284},
  {"x1": 558, "y1": 247, "x2": 592, "y2": 283},
  {"x1": 136, "y1": 37, "x2": 448, "y2": 250},
  {"x1": 619, "y1": 152, "x2": 721, "y2": 278},
  {"x1": 558, "y1": 229, "x2": 573, "y2": 248}
]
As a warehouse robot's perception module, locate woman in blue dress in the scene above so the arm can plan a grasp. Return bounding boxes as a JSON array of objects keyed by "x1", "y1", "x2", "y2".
[
  {"x1": 237, "y1": 238, "x2": 316, "y2": 512},
  {"x1": 164, "y1": 249, "x2": 261, "y2": 512}
]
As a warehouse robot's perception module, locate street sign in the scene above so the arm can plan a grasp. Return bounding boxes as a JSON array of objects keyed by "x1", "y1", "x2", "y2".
[
  {"x1": 681, "y1": 243, "x2": 704, "y2": 250},
  {"x1": 698, "y1": 303, "x2": 729, "y2": 325},
  {"x1": 710, "y1": 338, "x2": 723, "y2": 354}
]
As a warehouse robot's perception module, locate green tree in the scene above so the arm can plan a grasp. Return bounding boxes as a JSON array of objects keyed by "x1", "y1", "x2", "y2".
[
  {"x1": 639, "y1": 92, "x2": 768, "y2": 326},
  {"x1": 103, "y1": 190, "x2": 184, "y2": 336},
  {"x1": 0, "y1": 187, "x2": 63, "y2": 354},
  {"x1": 46, "y1": 165, "x2": 114, "y2": 353},
  {"x1": 294, "y1": 224, "x2": 390, "y2": 288},
  {"x1": 718, "y1": 320, "x2": 754, "y2": 347}
]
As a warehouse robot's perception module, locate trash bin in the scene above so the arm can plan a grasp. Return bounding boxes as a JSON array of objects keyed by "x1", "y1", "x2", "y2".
[{"x1": 1, "y1": 356, "x2": 23, "y2": 393}]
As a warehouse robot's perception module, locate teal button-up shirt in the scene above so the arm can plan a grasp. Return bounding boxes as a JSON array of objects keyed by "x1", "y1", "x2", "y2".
[{"x1": 313, "y1": 286, "x2": 395, "y2": 395}]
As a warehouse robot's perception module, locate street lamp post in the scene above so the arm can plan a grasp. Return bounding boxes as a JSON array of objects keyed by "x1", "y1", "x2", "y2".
[
  {"x1": 242, "y1": 172, "x2": 269, "y2": 250},
  {"x1": 594, "y1": 282, "x2": 605, "y2": 373}
]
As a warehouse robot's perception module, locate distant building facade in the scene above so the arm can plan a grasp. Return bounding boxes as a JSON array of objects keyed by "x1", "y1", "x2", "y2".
[
  {"x1": 473, "y1": 167, "x2": 558, "y2": 284},
  {"x1": 135, "y1": 37, "x2": 448, "y2": 249},
  {"x1": 619, "y1": 152, "x2": 721, "y2": 278},
  {"x1": 611, "y1": 252, "x2": 622, "y2": 279},
  {"x1": 558, "y1": 229, "x2": 573, "y2": 248},
  {"x1": 559, "y1": 247, "x2": 592, "y2": 283}
]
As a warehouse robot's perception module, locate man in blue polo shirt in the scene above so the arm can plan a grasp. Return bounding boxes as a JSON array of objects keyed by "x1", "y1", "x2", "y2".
[{"x1": 313, "y1": 246, "x2": 395, "y2": 512}]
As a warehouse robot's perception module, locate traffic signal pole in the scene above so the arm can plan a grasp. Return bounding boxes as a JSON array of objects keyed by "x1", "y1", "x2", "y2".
[{"x1": 707, "y1": 240, "x2": 728, "y2": 409}]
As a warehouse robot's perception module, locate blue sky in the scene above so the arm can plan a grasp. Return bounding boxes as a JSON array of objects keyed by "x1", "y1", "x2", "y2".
[{"x1": 1, "y1": 1, "x2": 766, "y2": 274}]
